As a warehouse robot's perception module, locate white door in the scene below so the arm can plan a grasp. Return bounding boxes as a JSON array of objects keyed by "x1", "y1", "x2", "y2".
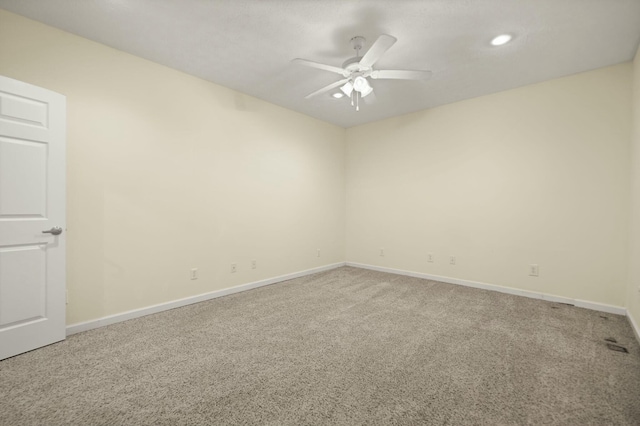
[{"x1": 0, "y1": 75, "x2": 66, "y2": 360}]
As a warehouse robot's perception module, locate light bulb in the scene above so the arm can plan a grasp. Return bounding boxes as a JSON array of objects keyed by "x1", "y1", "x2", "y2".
[
  {"x1": 491, "y1": 34, "x2": 512, "y2": 46},
  {"x1": 353, "y1": 76, "x2": 369, "y2": 92}
]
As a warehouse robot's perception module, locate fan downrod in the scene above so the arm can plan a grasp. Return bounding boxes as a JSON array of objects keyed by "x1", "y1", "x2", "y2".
[{"x1": 343, "y1": 36, "x2": 368, "y2": 72}]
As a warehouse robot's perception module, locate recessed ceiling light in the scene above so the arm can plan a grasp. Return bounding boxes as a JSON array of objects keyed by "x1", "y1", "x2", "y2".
[
  {"x1": 332, "y1": 92, "x2": 344, "y2": 99},
  {"x1": 491, "y1": 34, "x2": 512, "y2": 46}
]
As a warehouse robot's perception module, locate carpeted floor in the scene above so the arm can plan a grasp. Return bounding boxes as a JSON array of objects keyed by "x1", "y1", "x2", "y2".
[{"x1": 1, "y1": 266, "x2": 639, "y2": 425}]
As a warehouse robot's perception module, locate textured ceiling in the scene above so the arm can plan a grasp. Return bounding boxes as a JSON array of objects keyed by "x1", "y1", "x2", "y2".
[{"x1": 1, "y1": 0, "x2": 639, "y2": 128}]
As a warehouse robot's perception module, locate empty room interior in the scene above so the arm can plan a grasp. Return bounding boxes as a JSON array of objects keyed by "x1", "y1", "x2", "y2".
[{"x1": 1, "y1": 1, "x2": 640, "y2": 424}]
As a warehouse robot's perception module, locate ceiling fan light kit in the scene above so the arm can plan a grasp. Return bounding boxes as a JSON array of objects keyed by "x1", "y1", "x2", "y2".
[
  {"x1": 340, "y1": 81, "x2": 353, "y2": 97},
  {"x1": 353, "y1": 76, "x2": 371, "y2": 95},
  {"x1": 292, "y1": 34, "x2": 432, "y2": 111}
]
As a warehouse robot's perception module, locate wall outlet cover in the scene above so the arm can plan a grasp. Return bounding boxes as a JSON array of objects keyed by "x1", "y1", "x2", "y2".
[{"x1": 529, "y1": 264, "x2": 539, "y2": 277}]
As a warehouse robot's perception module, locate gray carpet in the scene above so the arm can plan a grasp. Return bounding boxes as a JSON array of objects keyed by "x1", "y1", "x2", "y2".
[{"x1": 1, "y1": 266, "x2": 639, "y2": 425}]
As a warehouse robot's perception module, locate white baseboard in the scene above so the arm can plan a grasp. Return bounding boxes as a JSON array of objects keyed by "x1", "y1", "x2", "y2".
[
  {"x1": 66, "y1": 262, "x2": 346, "y2": 336},
  {"x1": 67, "y1": 261, "x2": 633, "y2": 337},
  {"x1": 345, "y1": 262, "x2": 627, "y2": 316},
  {"x1": 628, "y1": 310, "x2": 640, "y2": 345}
]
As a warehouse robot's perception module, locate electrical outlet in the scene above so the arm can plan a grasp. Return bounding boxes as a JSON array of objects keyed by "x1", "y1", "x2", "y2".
[
  {"x1": 317, "y1": 249, "x2": 321, "y2": 258},
  {"x1": 380, "y1": 248, "x2": 384, "y2": 257},
  {"x1": 190, "y1": 268, "x2": 198, "y2": 280},
  {"x1": 449, "y1": 256, "x2": 456, "y2": 265},
  {"x1": 251, "y1": 260, "x2": 257, "y2": 269},
  {"x1": 427, "y1": 253, "x2": 434, "y2": 263},
  {"x1": 529, "y1": 264, "x2": 539, "y2": 277},
  {"x1": 231, "y1": 263, "x2": 237, "y2": 273}
]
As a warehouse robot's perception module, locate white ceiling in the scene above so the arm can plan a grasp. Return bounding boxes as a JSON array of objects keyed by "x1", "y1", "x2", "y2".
[{"x1": 1, "y1": 0, "x2": 639, "y2": 128}]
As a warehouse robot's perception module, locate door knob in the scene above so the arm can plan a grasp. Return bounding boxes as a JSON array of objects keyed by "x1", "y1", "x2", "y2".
[{"x1": 42, "y1": 227, "x2": 63, "y2": 235}]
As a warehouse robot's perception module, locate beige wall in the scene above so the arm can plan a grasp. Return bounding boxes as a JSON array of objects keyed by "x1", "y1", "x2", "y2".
[
  {"x1": 346, "y1": 64, "x2": 632, "y2": 308},
  {"x1": 629, "y1": 46, "x2": 640, "y2": 328},
  {"x1": 0, "y1": 10, "x2": 346, "y2": 325}
]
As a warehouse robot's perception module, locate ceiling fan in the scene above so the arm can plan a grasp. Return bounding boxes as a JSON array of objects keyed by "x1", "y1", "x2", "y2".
[{"x1": 292, "y1": 34, "x2": 432, "y2": 111}]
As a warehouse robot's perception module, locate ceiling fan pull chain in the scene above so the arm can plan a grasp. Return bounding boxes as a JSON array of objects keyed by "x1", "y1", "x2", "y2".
[{"x1": 356, "y1": 91, "x2": 360, "y2": 111}]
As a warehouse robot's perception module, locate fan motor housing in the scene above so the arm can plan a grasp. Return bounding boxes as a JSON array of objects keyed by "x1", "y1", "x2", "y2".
[
  {"x1": 343, "y1": 57, "x2": 372, "y2": 75},
  {"x1": 342, "y1": 56, "x2": 361, "y2": 71}
]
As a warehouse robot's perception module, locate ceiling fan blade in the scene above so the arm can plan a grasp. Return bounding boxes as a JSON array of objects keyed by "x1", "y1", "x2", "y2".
[
  {"x1": 359, "y1": 34, "x2": 397, "y2": 68},
  {"x1": 371, "y1": 69, "x2": 433, "y2": 80},
  {"x1": 292, "y1": 58, "x2": 345, "y2": 75},
  {"x1": 305, "y1": 78, "x2": 350, "y2": 99}
]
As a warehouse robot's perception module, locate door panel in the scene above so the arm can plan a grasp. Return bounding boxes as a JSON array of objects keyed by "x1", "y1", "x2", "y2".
[
  {"x1": 0, "y1": 90, "x2": 48, "y2": 128},
  {"x1": 0, "y1": 137, "x2": 47, "y2": 217},
  {"x1": 0, "y1": 75, "x2": 66, "y2": 360},
  {"x1": 0, "y1": 245, "x2": 46, "y2": 327}
]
